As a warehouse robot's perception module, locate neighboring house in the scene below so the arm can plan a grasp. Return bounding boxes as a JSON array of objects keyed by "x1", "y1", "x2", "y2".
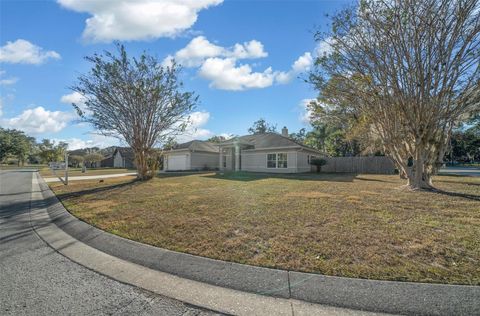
[
  {"x1": 163, "y1": 141, "x2": 219, "y2": 171},
  {"x1": 100, "y1": 155, "x2": 114, "y2": 168},
  {"x1": 113, "y1": 147, "x2": 136, "y2": 169},
  {"x1": 163, "y1": 127, "x2": 322, "y2": 173}
]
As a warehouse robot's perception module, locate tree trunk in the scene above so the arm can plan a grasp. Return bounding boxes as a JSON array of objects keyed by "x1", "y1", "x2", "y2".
[
  {"x1": 135, "y1": 149, "x2": 151, "y2": 180},
  {"x1": 406, "y1": 147, "x2": 434, "y2": 190}
]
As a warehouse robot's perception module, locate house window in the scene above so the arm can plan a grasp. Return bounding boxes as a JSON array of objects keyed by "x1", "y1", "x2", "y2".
[
  {"x1": 223, "y1": 155, "x2": 227, "y2": 168},
  {"x1": 267, "y1": 153, "x2": 288, "y2": 168},
  {"x1": 307, "y1": 155, "x2": 310, "y2": 164},
  {"x1": 267, "y1": 153, "x2": 277, "y2": 168},
  {"x1": 277, "y1": 153, "x2": 288, "y2": 168}
]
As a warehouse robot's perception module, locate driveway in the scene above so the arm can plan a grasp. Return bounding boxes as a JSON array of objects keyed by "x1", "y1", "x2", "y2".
[
  {"x1": 439, "y1": 166, "x2": 480, "y2": 177},
  {"x1": 0, "y1": 169, "x2": 216, "y2": 315}
]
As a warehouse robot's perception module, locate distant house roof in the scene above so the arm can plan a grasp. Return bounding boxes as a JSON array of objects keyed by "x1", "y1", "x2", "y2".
[
  {"x1": 219, "y1": 133, "x2": 321, "y2": 152},
  {"x1": 170, "y1": 140, "x2": 219, "y2": 153},
  {"x1": 114, "y1": 147, "x2": 135, "y2": 160}
]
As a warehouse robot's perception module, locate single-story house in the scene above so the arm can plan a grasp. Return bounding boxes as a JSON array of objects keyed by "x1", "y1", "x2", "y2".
[
  {"x1": 100, "y1": 155, "x2": 114, "y2": 168},
  {"x1": 163, "y1": 127, "x2": 322, "y2": 173},
  {"x1": 163, "y1": 140, "x2": 220, "y2": 171},
  {"x1": 113, "y1": 147, "x2": 136, "y2": 169}
]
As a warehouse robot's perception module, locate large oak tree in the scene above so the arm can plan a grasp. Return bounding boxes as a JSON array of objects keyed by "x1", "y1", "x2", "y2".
[{"x1": 309, "y1": 0, "x2": 480, "y2": 189}]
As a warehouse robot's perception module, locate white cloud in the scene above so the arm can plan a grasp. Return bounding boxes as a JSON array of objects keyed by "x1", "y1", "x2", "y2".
[
  {"x1": 276, "y1": 52, "x2": 312, "y2": 84},
  {"x1": 176, "y1": 111, "x2": 213, "y2": 142},
  {"x1": 55, "y1": 138, "x2": 95, "y2": 150},
  {"x1": 0, "y1": 70, "x2": 18, "y2": 85},
  {"x1": 0, "y1": 77, "x2": 18, "y2": 85},
  {"x1": 218, "y1": 133, "x2": 233, "y2": 139},
  {"x1": 315, "y1": 36, "x2": 335, "y2": 57},
  {"x1": 164, "y1": 36, "x2": 314, "y2": 90},
  {"x1": 164, "y1": 36, "x2": 225, "y2": 67},
  {"x1": 199, "y1": 57, "x2": 275, "y2": 91},
  {"x1": 228, "y1": 40, "x2": 268, "y2": 59},
  {"x1": 54, "y1": 135, "x2": 122, "y2": 150},
  {"x1": 299, "y1": 98, "x2": 316, "y2": 124},
  {"x1": 58, "y1": 0, "x2": 223, "y2": 43},
  {"x1": 0, "y1": 39, "x2": 60, "y2": 64},
  {"x1": 1, "y1": 106, "x2": 74, "y2": 134},
  {"x1": 163, "y1": 36, "x2": 268, "y2": 68},
  {"x1": 60, "y1": 91, "x2": 89, "y2": 114}
]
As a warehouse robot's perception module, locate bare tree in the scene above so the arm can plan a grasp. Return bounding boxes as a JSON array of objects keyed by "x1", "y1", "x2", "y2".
[
  {"x1": 84, "y1": 153, "x2": 104, "y2": 168},
  {"x1": 310, "y1": 0, "x2": 480, "y2": 189},
  {"x1": 71, "y1": 44, "x2": 197, "y2": 180}
]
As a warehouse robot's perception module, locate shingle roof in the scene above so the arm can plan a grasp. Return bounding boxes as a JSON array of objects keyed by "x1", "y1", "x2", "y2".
[
  {"x1": 220, "y1": 133, "x2": 321, "y2": 152},
  {"x1": 115, "y1": 147, "x2": 135, "y2": 160},
  {"x1": 171, "y1": 140, "x2": 219, "y2": 153}
]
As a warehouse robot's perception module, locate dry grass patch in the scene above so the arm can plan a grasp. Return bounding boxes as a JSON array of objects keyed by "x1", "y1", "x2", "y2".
[
  {"x1": 39, "y1": 167, "x2": 135, "y2": 177},
  {"x1": 49, "y1": 172, "x2": 480, "y2": 285}
]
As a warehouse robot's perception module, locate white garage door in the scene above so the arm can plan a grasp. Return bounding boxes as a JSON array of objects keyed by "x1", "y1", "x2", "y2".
[{"x1": 167, "y1": 154, "x2": 188, "y2": 170}]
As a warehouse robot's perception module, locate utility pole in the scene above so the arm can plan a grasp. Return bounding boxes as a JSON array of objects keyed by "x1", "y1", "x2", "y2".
[{"x1": 64, "y1": 151, "x2": 69, "y2": 185}]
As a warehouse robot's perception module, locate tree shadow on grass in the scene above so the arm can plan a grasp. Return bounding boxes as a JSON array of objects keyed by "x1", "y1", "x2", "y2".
[
  {"x1": 429, "y1": 188, "x2": 480, "y2": 202},
  {"x1": 54, "y1": 179, "x2": 140, "y2": 201},
  {"x1": 355, "y1": 176, "x2": 396, "y2": 183},
  {"x1": 201, "y1": 171, "x2": 358, "y2": 182},
  {"x1": 435, "y1": 179, "x2": 480, "y2": 186},
  {"x1": 157, "y1": 171, "x2": 214, "y2": 179}
]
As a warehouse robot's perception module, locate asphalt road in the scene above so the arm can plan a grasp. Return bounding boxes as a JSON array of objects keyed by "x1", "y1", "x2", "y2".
[
  {"x1": 0, "y1": 169, "x2": 218, "y2": 316},
  {"x1": 439, "y1": 166, "x2": 480, "y2": 177}
]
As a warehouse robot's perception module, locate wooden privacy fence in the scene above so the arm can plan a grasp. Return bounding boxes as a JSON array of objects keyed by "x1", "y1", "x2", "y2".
[{"x1": 320, "y1": 156, "x2": 396, "y2": 174}]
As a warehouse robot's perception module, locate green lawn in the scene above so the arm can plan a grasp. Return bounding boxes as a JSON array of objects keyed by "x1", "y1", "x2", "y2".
[{"x1": 49, "y1": 171, "x2": 480, "y2": 285}]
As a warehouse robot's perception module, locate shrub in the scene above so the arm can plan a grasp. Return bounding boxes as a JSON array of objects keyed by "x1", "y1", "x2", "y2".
[{"x1": 310, "y1": 158, "x2": 327, "y2": 173}]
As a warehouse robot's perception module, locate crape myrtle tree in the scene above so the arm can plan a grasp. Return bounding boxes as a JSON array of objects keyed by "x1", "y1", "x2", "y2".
[
  {"x1": 71, "y1": 44, "x2": 197, "y2": 180},
  {"x1": 309, "y1": 0, "x2": 480, "y2": 189}
]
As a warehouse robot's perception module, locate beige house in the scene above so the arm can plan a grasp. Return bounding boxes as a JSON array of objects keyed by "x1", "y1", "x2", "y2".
[
  {"x1": 163, "y1": 141, "x2": 220, "y2": 171},
  {"x1": 164, "y1": 128, "x2": 322, "y2": 173}
]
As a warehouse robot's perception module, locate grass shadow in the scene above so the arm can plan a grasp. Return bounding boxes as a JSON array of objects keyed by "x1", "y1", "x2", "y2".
[
  {"x1": 355, "y1": 176, "x2": 396, "y2": 183},
  {"x1": 157, "y1": 171, "x2": 216, "y2": 178},
  {"x1": 429, "y1": 188, "x2": 480, "y2": 201},
  {"x1": 54, "y1": 179, "x2": 140, "y2": 201},
  {"x1": 201, "y1": 171, "x2": 358, "y2": 182},
  {"x1": 435, "y1": 179, "x2": 480, "y2": 186}
]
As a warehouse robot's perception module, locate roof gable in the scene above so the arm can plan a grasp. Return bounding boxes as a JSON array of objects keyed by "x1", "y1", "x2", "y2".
[
  {"x1": 220, "y1": 133, "x2": 321, "y2": 152},
  {"x1": 170, "y1": 140, "x2": 219, "y2": 153}
]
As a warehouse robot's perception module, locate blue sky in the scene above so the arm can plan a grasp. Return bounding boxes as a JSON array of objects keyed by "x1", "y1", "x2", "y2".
[{"x1": 0, "y1": 0, "x2": 352, "y2": 149}]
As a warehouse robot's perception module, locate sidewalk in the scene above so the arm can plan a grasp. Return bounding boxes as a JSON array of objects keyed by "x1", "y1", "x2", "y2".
[{"x1": 43, "y1": 172, "x2": 137, "y2": 182}]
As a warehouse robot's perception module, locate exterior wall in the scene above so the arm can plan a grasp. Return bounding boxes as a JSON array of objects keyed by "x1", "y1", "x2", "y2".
[
  {"x1": 222, "y1": 154, "x2": 233, "y2": 171},
  {"x1": 241, "y1": 149, "x2": 299, "y2": 173},
  {"x1": 219, "y1": 148, "x2": 234, "y2": 171},
  {"x1": 113, "y1": 151, "x2": 124, "y2": 168},
  {"x1": 100, "y1": 156, "x2": 114, "y2": 168},
  {"x1": 296, "y1": 151, "x2": 319, "y2": 173},
  {"x1": 190, "y1": 151, "x2": 219, "y2": 170}
]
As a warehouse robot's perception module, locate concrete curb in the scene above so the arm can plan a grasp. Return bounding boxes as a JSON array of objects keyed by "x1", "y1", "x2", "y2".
[{"x1": 33, "y1": 172, "x2": 480, "y2": 315}]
